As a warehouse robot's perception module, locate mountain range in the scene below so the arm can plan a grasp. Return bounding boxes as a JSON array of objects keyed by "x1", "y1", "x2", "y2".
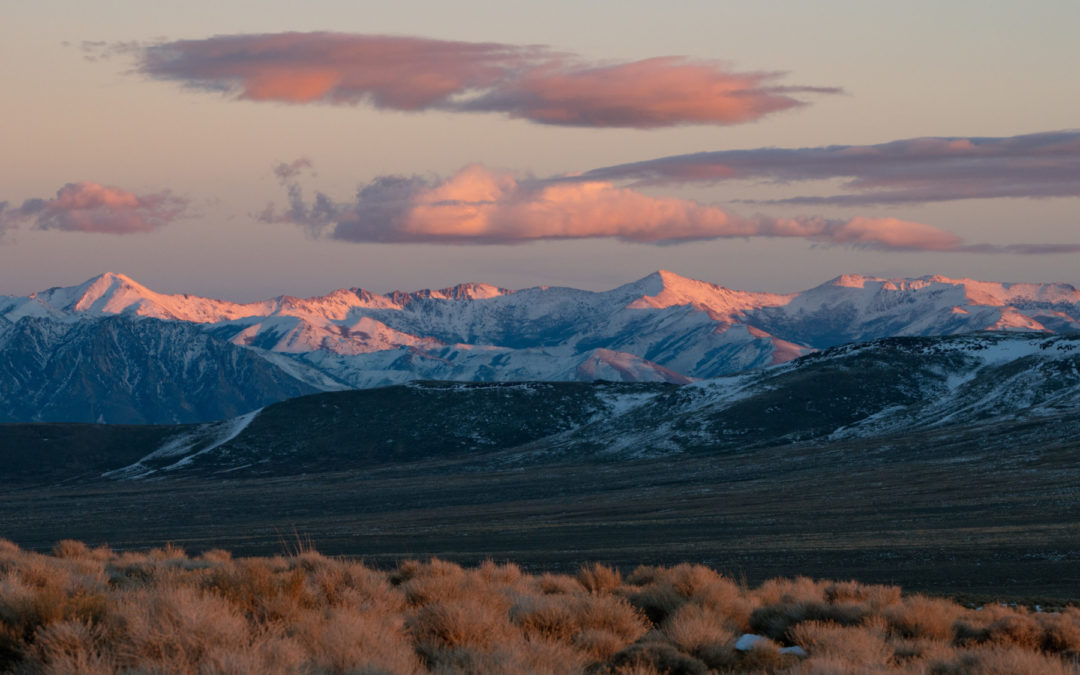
[
  {"x1": 3, "y1": 331, "x2": 1077, "y2": 483},
  {"x1": 2, "y1": 270, "x2": 1079, "y2": 423}
]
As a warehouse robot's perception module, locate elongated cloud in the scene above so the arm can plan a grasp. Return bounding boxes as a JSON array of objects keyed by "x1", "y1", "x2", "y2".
[
  {"x1": 261, "y1": 163, "x2": 964, "y2": 251},
  {"x1": 0, "y1": 182, "x2": 187, "y2": 234},
  {"x1": 124, "y1": 32, "x2": 837, "y2": 128},
  {"x1": 580, "y1": 130, "x2": 1080, "y2": 204}
]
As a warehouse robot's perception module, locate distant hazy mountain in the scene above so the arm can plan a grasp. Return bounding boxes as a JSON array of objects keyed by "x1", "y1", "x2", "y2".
[
  {"x1": 1, "y1": 271, "x2": 1078, "y2": 423},
  {"x1": 3, "y1": 332, "x2": 1077, "y2": 481}
]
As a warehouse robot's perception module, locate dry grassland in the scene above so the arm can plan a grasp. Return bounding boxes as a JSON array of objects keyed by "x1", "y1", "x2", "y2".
[{"x1": 1, "y1": 539, "x2": 1079, "y2": 674}]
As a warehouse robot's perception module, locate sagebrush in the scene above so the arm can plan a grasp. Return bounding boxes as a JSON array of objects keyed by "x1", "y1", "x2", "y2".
[{"x1": 0, "y1": 538, "x2": 1078, "y2": 673}]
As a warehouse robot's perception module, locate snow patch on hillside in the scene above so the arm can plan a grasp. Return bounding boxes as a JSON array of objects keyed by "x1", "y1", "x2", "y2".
[{"x1": 103, "y1": 409, "x2": 261, "y2": 479}]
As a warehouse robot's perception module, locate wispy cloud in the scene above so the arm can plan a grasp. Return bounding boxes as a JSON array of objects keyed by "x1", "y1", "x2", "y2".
[
  {"x1": 261, "y1": 162, "x2": 965, "y2": 251},
  {"x1": 579, "y1": 130, "x2": 1080, "y2": 204},
  {"x1": 116, "y1": 32, "x2": 838, "y2": 128},
  {"x1": 0, "y1": 182, "x2": 187, "y2": 234}
]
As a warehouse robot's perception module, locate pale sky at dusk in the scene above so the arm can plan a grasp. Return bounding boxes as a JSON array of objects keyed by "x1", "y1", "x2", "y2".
[{"x1": 2, "y1": 1, "x2": 1078, "y2": 301}]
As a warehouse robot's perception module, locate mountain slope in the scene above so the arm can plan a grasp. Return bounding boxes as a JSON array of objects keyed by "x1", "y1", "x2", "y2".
[
  {"x1": 3, "y1": 331, "x2": 1075, "y2": 480},
  {"x1": 0, "y1": 316, "x2": 321, "y2": 423},
  {"x1": 2, "y1": 271, "x2": 1079, "y2": 423},
  {"x1": 562, "y1": 332, "x2": 1080, "y2": 456}
]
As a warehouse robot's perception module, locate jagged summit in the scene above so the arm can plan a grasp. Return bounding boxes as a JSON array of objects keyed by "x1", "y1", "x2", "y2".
[
  {"x1": 3, "y1": 269, "x2": 1079, "y2": 418},
  {"x1": 389, "y1": 282, "x2": 512, "y2": 304},
  {"x1": 628, "y1": 269, "x2": 790, "y2": 320}
]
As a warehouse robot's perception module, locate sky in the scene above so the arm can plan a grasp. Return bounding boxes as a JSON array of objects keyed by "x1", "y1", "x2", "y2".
[{"x1": 2, "y1": 0, "x2": 1078, "y2": 301}]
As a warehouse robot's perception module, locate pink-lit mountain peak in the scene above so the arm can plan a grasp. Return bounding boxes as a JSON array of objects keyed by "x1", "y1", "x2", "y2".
[
  {"x1": 627, "y1": 269, "x2": 791, "y2": 320},
  {"x1": 5, "y1": 270, "x2": 1080, "y2": 390},
  {"x1": 27, "y1": 272, "x2": 261, "y2": 323},
  {"x1": 815, "y1": 272, "x2": 1080, "y2": 305},
  {"x1": 391, "y1": 281, "x2": 512, "y2": 303},
  {"x1": 15, "y1": 271, "x2": 1080, "y2": 328}
]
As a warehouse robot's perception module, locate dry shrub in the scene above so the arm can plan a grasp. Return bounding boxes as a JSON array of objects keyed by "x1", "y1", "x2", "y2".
[
  {"x1": 108, "y1": 585, "x2": 250, "y2": 671},
  {"x1": 575, "y1": 595, "x2": 651, "y2": 658},
  {"x1": 983, "y1": 612, "x2": 1043, "y2": 650},
  {"x1": 748, "y1": 602, "x2": 808, "y2": 640},
  {"x1": 52, "y1": 540, "x2": 92, "y2": 560},
  {"x1": 662, "y1": 603, "x2": 735, "y2": 654},
  {"x1": 477, "y1": 558, "x2": 524, "y2": 586},
  {"x1": 831, "y1": 580, "x2": 902, "y2": 610},
  {"x1": 735, "y1": 638, "x2": 802, "y2": 672},
  {"x1": 432, "y1": 637, "x2": 589, "y2": 675},
  {"x1": 578, "y1": 563, "x2": 623, "y2": 595},
  {"x1": 693, "y1": 578, "x2": 754, "y2": 632},
  {"x1": 48, "y1": 540, "x2": 111, "y2": 567},
  {"x1": 626, "y1": 581, "x2": 686, "y2": 625},
  {"x1": 694, "y1": 641, "x2": 739, "y2": 671},
  {"x1": 397, "y1": 559, "x2": 478, "y2": 608},
  {"x1": 892, "y1": 637, "x2": 957, "y2": 668},
  {"x1": 657, "y1": 564, "x2": 726, "y2": 599},
  {"x1": 513, "y1": 595, "x2": 580, "y2": 643},
  {"x1": 577, "y1": 628, "x2": 633, "y2": 662},
  {"x1": 296, "y1": 607, "x2": 422, "y2": 675},
  {"x1": 790, "y1": 620, "x2": 893, "y2": 668},
  {"x1": 512, "y1": 592, "x2": 649, "y2": 660},
  {"x1": 9, "y1": 542, "x2": 1080, "y2": 675},
  {"x1": 796, "y1": 654, "x2": 882, "y2": 674},
  {"x1": 930, "y1": 644, "x2": 1079, "y2": 674},
  {"x1": 626, "y1": 565, "x2": 663, "y2": 587},
  {"x1": 200, "y1": 632, "x2": 306, "y2": 675},
  {"x1": 536, "y1": 572, "x2": 582, "y2": 595},
  {"x1": 886, "y1": 594, "x2": 963, "y2": 641},
  {"x1": 1038, "y1": 609, "x2": 1080, "y2": 653},
  {"x1": 393, "y1": 557, "x2": 464, "y2": 584},
  {"x1": 402, "y1": 572, "x2": 496, "y2": 610},
  {"x1": 487, "y1": 637, "x2": 590, "y2": 675},
  {"x1": 603, "y1": 640, "x2": 709, "y2": 675},
  {"x1": 146, "y1": 543, "x2": 187, "y2": 561},
  {"x1": 625, "y1": 565, "x2": 747, "y2": 628},
  {"x1": 205, "y1": 558, "x2": 313, "y2": 623},
  {"x1": 0, "y1": 564, "x2": 108, "y2": 652},
  {"x1": 409, "y1": 596, "x2": 515, "y2": 655},
  {"x1": 290, "y1": 549, "x2": 335, "y2": 572},
  {"x1": 200, "y1": 548, "x2": 233, "y2": 563},
  {"x1": 307, "y1": 560, "x2": 347, "y2": 605},
  {"x1": 753, "y1": 576, "x2": 826, "y2": 607},
  {"x1": 32, "y1": 619, "x2": 113, "y2": 674},
  {"x1": 333, "y1": 560, "x2": 406, "y2": 614}
]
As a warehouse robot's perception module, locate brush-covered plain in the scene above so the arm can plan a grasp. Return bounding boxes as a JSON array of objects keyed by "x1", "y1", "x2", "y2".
[{"x1": 3, "y1": 540, "x2": 1080, "y2": 674}]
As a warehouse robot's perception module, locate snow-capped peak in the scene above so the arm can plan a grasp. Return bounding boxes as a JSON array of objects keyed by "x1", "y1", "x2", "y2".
[
  {"x1": 814, "y1": 273, "x2": 1080, "y2": 306},
  {"x1": 390, "y1": 282, "x2": 512, "y2": 303},
  {"x1": 626, "y1": 269, "x2": 790, "y2": 321}
]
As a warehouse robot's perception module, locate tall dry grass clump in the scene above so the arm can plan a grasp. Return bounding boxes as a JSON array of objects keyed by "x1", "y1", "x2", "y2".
[{"x1": 0, "y1": 537, "x2": 1078, "y2": 673}]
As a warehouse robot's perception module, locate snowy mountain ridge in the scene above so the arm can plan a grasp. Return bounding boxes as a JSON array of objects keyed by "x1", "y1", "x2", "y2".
[
  {"x1": 6, "y1": 330, "x2": 1074, "y2": 479},
  {"x1": 1, "y1": 270, "x2": 1079, "y2": 423}
]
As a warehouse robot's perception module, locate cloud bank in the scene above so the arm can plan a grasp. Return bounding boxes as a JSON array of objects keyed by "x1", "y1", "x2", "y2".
[
  {"x1": 0, "y1": 182, "x2": 187, "y2": 234},
  {"x1": 126, "y1": 32, "x2": 838, "y2": 128},
  {"x1": 261, "y1": 163, "x2": 966, "y2": 251},
  {"x1": 580, "y1": 130, "x2": 1080, "y2": 204}
]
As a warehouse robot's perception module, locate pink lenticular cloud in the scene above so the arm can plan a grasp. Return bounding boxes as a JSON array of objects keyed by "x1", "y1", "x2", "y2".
[
  {"x1": 824, "y1": 217, "x2": 962, "y2": 251},
  {"x1": 262, "y1": 163, "x2": 965, "y2": 251},
  {"x1": 460, "y1": 57, "x2": 834, "y2": 128},
  {"x1": 128, "y1": 32, "x2": 838, "y2": 128},
  {"x1": 0, "y1": 182, "x2": 187, "y2": 234},
  {"x1": 580, "y1": 130, "x2": 1080, "y2": 203}
]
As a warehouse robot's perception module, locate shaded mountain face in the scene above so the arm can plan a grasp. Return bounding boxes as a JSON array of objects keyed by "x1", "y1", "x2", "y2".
[
  {"x1": 1, "y1": 271, "x2": 1078, "y2": 423},
  {"x1": 0, "y1": 316, "x2": 319, "y2": 424},
  {"x1": 4, "y1": 332, "x2": 1077, "y2": 482}
]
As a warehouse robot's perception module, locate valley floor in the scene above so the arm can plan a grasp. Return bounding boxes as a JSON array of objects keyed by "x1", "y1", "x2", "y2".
[{"x1": 3, "y1": 415, "x2": 1079, "y2": 602}]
